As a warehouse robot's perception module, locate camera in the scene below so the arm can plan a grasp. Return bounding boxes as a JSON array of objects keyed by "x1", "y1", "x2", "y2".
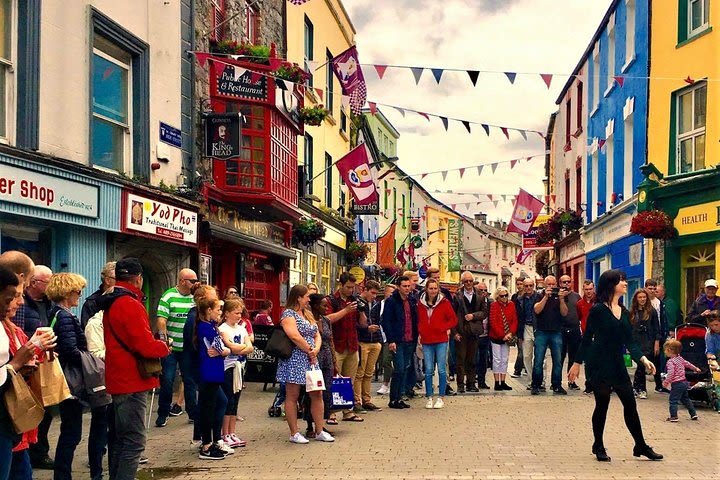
[
  {"x1": 354, "y1": 295, "x2": 368, "y2": 310},
  {"x1": 551, "y1": 287, "x2": 560, "y2": 297}
]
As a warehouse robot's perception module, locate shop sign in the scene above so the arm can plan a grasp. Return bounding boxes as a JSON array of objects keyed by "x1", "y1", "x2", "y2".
[
  {"x1": 205, "y1": 113, "x2": 242, "y2": 160},
  {"x1": 0, "y1": 162, "x2": 99, "y2": 218},
  {"x1": 123, "y1": 192, "x2": 198, "y2": 245},
  {"x1": 349, "y1": 266, "x2": 366, "y2": 283},
  {"x1": 674, "y1": 200, "x2": 720, "y2": 236},
  {"x1": 583, "y1": 213, "x2": 633, "y2": 253},
  {"x1": 159, "y1": 122, "x2": 182, "y2": 148},
  {"x1": 447, "y1": 218, "x2": 463, "y2": 272},
  {"x1": 199, "y1": 254, "x2": 212, "y2": 284},
  {"x1": 522, "y1": 214, "x2": 553, "y2": 250},
  {"x1": 365, "y1": 243, "x2": 377, "y2": 265},
  {"x1": 350, "y1": 198, "x2": 379, "y2": 215},
  {"x1": 204, "y1": 203, "x2": 287, "y2": 247},
  {"x1": 558, "y1": 238, "x2": 585, "y2": 264},
  {"x1": 275, "y1": 85, "x2": 302, "y2": 130},
  {"x1": 322, "y1": 223, "x2": 347, "y2": 250},
  {"x1": 213, "y1": 61, "x2": 268, "y2": 102}
]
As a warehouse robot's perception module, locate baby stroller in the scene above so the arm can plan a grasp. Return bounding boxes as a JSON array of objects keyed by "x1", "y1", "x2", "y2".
[{"x1": 675, "y1": 323, "x2": 713, "y2": 407}]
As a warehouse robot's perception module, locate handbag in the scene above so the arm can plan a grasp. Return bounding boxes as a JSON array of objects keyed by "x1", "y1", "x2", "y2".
[
  {"x1": 329, "y1": 376, "x2": 354, "y2": 410},
  {"x1": 4, "y1": 365, "x2": 45, "y2": 434},
  {"x1": 305, "y1": 364, "x2": 326, "y2": 392},
  {"x1": 265, "y1": 326, "x2": 293, "y2": 360},
  {"x1": 106, "y1": 316, "x2": 162, "y2": 379},
  {"x1": 499, "y1": 305, "x2": 518, "y2": 347}
]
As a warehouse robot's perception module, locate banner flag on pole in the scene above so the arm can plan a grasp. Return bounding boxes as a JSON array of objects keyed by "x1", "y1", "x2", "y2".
[
  {"x1": 516, "y1": 249, "x2": 533, "y2": 265},
  {"x1": 334, "y1": 144, "x2": 378, "y2": 206},
  {"x1": 377, "y1": 222, "x2": 397, "y2": 267},
  {"x1": 506, "y1": 189, "x2": 545, "y2": 234},
  {"x1": 329, "y1": 46, "x2": 367, "y2": 115}
]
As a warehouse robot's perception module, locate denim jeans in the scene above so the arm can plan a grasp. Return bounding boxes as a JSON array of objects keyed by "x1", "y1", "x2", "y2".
[
  {"x1": 0, "y1": 430, "x2": 14, "y2": 480},
  {"x1": 89, "y1": 405, "x2": 109, "y2": 480},
  {"x1": 109, "y1": 391, "x2": 148, "y2": 480},
  {"x1": 422, "y1": 342, "x2": 448, "y2": 397},
  {"x1": 475, "y1": 336, "x2": 491, "y2": 386},
  {"x1": 669, "y1": 381, "x2": 696, "y2": 418},
  {"x1": 55, "y1": 398, "x2": 84, "y2": 480},
  {"x1": 389, "y1": 341, "x2": 414, "y2": 402},
  {"x1": 9, "y1": 450, "x2": 32, "y2": 480},
  {"x1": 158, "y1": 350, "x2": 197, "y2": 420},
  {"x1": 532, "y1": 330, "x2": 563, "y2": 389}
]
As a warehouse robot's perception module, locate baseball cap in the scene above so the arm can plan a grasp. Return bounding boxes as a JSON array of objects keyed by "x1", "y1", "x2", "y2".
[
  {"x1": 116, "y1": 258, "x2": 143, "y2": 277},
  {"x1": 705, "y1": 279, "x2": 718, "y2": 288}
]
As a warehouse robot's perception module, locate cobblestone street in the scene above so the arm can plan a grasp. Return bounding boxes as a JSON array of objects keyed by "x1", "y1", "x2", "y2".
[{"x1": 33, "y1": 365, "x2": 718, "y2": 480}]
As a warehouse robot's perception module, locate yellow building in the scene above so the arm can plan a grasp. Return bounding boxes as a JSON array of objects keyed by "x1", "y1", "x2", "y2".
[
  {"x1": 640, "y1": 0, "x2": 720, "y2": 313},
  {"x1": 422, "y1": 200, "x2": 461, "y2": 285}
]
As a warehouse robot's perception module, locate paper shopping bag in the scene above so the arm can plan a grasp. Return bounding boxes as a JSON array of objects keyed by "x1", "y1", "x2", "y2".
[
  {"x1": 305, "y1": 365, "x2": 326, "y2": 392},
  {"x1": 30, "y1": 350, "x2": 72, "y2": 407},
  {"x1": 4, "y1": 365, "x2": 45, "y2": 433}
]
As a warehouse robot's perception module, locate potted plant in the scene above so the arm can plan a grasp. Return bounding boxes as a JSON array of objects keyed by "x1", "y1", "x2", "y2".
[
  {"x1": 299, "y1": 105, "x2": 330, "y2": 126},
  {"x1": 346, "y1": 241, "x2": 371, "y2": 265},
  {"x1": 535, "y1": 220, "x2": 562, "y2": 245},
  {"x1": 556, "y1": 209, "x2": 584, "y2": 232},
  {"x1": 292, "y1": 217, "x2": 326, "y2": 246},
  {"x1": 209, "y1": 40, "x2": 271, "y2": 64},
  {"x1": 274, "y1": 62, "x2": 310, "y2": 84},
  {"x1": 630, "y1": 210, "x2": 676, "y2": 239}
]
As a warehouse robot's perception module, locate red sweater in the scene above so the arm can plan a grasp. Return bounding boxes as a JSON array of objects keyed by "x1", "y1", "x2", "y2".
[
  {"x1": 418, "y1": 295, "x2": 457, "y2": 344},
  {"x1": 103, "y1": 282, "x2": 170, "y2": 395},
  {"x1": 577, "y1": 297, "x2": 595, "y2": 334},
  {"x1": 488, "y1": 301, "x2": 518, "y2": 342}
]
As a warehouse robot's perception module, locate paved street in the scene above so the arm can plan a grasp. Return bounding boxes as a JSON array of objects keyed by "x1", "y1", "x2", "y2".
[{"x1": 33, "y1": 363, "x2": 718, "y2": 480}]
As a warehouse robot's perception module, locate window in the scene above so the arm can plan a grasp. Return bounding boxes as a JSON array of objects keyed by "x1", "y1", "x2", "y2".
[
  {"x1": 304, "y1": 134, "x2": 313, "y2": 194},
  {"x1": 575, "y1": 163, "x2": 582, "y2": 210},
  {"x1": 307, "y1": 253, "x2": 318, "y2": 285},
  {"x1": 324, "y1": 152, "x2": 332, "y2": 207},
  {"x1": 576, "y1": 82, "x2": 583, "y2": 131},
  {"x1": 303, "y1": 15, "x2": 313, "y2": 88},
  {"x1": 592, "y1": 50, "x2": 600, "y2": 112},
  {"x1": 565, "y1": 174, "x2": 570, "y2": 211},
  {"x1": 606, "y1": 26, "x2": 615, "y2": 93},
  {"x1": 676, "y1": 83, "x2": 707, "y2": 173},
  {"x1": 502, "y1": 245, "x2": 507, "y2": 260},
  {"x1": 92, "y1": 36, "x2": 131, "y2": 172},
  {"x1": 393, "y1": 187, "x2": 397, "y2": 221},
  {"x1": 321, "y1": 257, "x2": 331, "y2": 294},
  {"x1": 689, "y1": 0, "x2": 710, "y2": 36},
  {"x1": 591, "y1": 150, "x2": 599, "y2": 219},
  {"x1": 564, "y1": 99, "x2": 572, "y2": 149},
  {"x1": 245, "y1": 1, "x2": 258, "y2": 43},
  {"x1": 326, "y1": 49, "x2": 334, "y2": 115},
  {"x1": 210, "y1": 0, "x2": 226, "y2": 41},
  {"x1": 624, "y1": 114, "x2": 634, "y2": 198},
  {"x1": 289, "y1": 249, "x2": 303, "y2": 287},
  {"x1": 225, "y1": 104, "x2": 265, "y2": 189},
  {"x1": 340, "y1": 110, "x2": 347, "y2": 133},
  {"x1": 0, "y1": 0, "x2": 11, "y2": 139},
  {"x1": 625, "y1": 0, "x2": 636, "y2": 64},
  {"x1": 383, "y1": 180, "x2": 388, "y2": 209},
  {"x1": 605, "y1": 135, "x2": 614, "y2": 206},
  {"x1": 401, "y1": 194, "x2": 406, "y2": 228},
  {"x1": 339, "y1": 176, "x2": 346, "y2": 215},
  {"x1": 495, "y1": 242, "x2": 499, "y2": 256}
]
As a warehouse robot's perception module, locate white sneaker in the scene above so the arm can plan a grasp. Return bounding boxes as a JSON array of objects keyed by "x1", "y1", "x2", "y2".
[
  {"x1": 638, "y1": 391, "x2": 648, "y2": 399},
  {"x1": 289, "y1": 432, "x2": 309, "y2": 444},
  {"x1": 314, "y1": 431, "x2": 335, "y2": 442},
  {"x1": 433, "y1": 398, "x2": 445, "y2": 409},
  {"x1": 425, "y1": 398, "x2": 434, "y2": 409},
  {"x1": 216, "y1": 439, "x2": 234, "y2": 455},
  {"x1": 377, "y1": 385, "x2": 389, "y2": 395}
]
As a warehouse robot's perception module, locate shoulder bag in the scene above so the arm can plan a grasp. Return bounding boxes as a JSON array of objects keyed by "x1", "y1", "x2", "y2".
[
  {"x1": 499, "y1": 306, "x2": 518, "y2": 347},
  {"x1": 265, "y1": 326, "x2": 293, "y2": 360},
  {"x1": 106, "y1": 317, "x2": 162, "y2": 379}
]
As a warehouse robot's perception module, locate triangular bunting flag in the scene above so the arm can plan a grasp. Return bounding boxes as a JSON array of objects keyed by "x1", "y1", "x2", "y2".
[
  {"x1": 315, "y1": 88, "x2": 324, "y2": 101},
  {"x1": 477, "y1": 165, "x2": 484, "y2": 176},
  {"x1": 417, "y1": 111, "x2": 430, "y2": 121},
  {"x1": 551, "y1": 195, "x2": 557, "y2": 204},
  {"x1": 598, "y1": 138, "x2": 606, "y2": 149},
  {"x1": 410, "y1": 67, "x2": 424, "y2": 84},
  {"x1": 275, "y1": 78, "x2": 287, "y2": 91},
  {"x1": 341, "y1": 95, "x2": 351, "y2": 109},
  {"x1": 431, "y1": 68, "x2": 444, "y2": 84},
  {"x1": 250, "y1": 71, "x2": 261, "y2": 83},
  {"x1": 493, "y1": 201, "x2": 499, "y2": 208},
  {"x1": 195, "y1": 52, "x2": 210, "y2": 68},
  {"x1": 491, "y1": 163, "x2": 498, "y2": 174},
  {"x1": 467, "y1": 70, "x2": 479, "y2": 86},
  {"x1": 440, "y1": 116, "x2": 449, "y2": 131},
  {"x1": 544, "y1": 195, "x2": 550, "y2": 204},
  {"x1": 368, "y1": 102, "x2": 377, "y2": 115},
  {"x1": 421, "y1": 173, "x2": 428, "y2": 179},
  {"x1": 614, "y1": 76, "x2": 625, "y2": 87},
  {"x1": 510, "y1": 159, "x2": 517, "y2": 169},
  {"x1": 473, "y1": 194, "x2": 480, "y2": 200},
  {"x1": 451, "y1": 204, "x2": 456, "y2": 211},
  {"x1": 504, "y1": 72, "x2": 517, "y2": 84},
  {"x1": 487, "y1": 194, "x2": 493, "y2": 201},
  {"x1": 500, "y1": 127, "x2": 510, "y2": 139},
  {"x1": 519, "y1": 130, "x2": 528, "y2": 141},
  {"x1": 501, "y1": 195, "x2": 507, "y2": 202},
  {"x1": 446, "y1": 189, "x2": 452, "y2": 193},
  {"x1": 684, "y1": 76, "x2": 695, "y2": 84},
  {"x1": 540, "y1": 74, "x2": 553, "y2": 89},
  {"x1": 461, "y1": 120, "x2": 471, "y2": 133},
  {"x1": 526, "y1": 156, "x2": 533, "y2": 162},
  {"x1": 305, "y1": 60, "x2": 320, "y2": 71},
  {"x1": 459, "y1": 168, "x2": 466, "y2": 178},
  {"x1": 537, "y1": 132, "x2": 545, "y2": 139},
  {"x1": 393, "y1": 106, "x2": 405, "y2": 117},
  {"x1": 374, "y1": 64, "x2": 388, "y2": 79},
  {"x1": 481, "y1": 124, "x2": 490, "y2": 136},
  {"x1": 441, "y1": 171, "x2": 448, "y2": 181}
]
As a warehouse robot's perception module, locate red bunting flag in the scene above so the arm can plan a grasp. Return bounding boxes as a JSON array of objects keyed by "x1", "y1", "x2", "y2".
[
  {"x1": 510, "y1": 160, "x2": 517, "y2": 169},
  {"x1": 598, "y1": 138, "x2": 606, "y2": 150},
  {"x1": 195, "y1": 52, "x2": 210, "y2": 67},
  {"x1": 501, "y1": 127, "x2": 509, "y2": 139},
  {"x1": 551, "y1": 195, "x2": 557, "y2": 204},
  {"x1": 421, "y1": 173, "x2": 428, "y2": 179},
  {"x1": 684, "y1": 76, "x2": 695, "y2": 84},
  {"x1": 526, "y1": 156, "x2": 532, "y2": 162},
  {"x1": 614, "y1": 76, "x2": 625, "y2": 87},
  {"x1": 459, "y1": 168, "x2": 466, "y2": 178},
  {"x1": 417, "y1": 112, "x2": 430, "y2": 121},
  {"x1": 540, "y1": 74, "x2": 553, "y2": 89},
  {"x1": 374, "y1": 65, "x2": 388, "y2": 79},
  {"x1": 487, "y1": 194, "x2": 493, "y2": 201},
  {"x1": 368, "y1": 102, "x2": 377, "y2": 115},
  {"x1": 315, "y1": 88, "x2": 324, "y2": 101}
]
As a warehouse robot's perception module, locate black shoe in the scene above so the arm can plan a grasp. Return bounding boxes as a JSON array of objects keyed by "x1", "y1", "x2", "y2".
[
  {"x1": 501, "y1": 382, "x2": 513, "y2": 391},
  {"x1": 399, "y1": 401, "x2": 411, "y2": 409},
  {"x1": 467, "y1": 385, "x2": 480, "y2": 392},
  {"x1": 531, "y1": 387, "x2": 540, "y2": 395},
  {"x1": 633, "y1": 445, "x2": 663, "y2": 460},
  {"x1": 169, "y1": 403, "x2": 183, "y2": 416},
  {"x1": 198, "y1": 444, "x2": 225, "y2": 460},
  {"x1": 494, "y1": 383, "x2": 502, "y2": 391},
  {"x1": 568, "y1": 382, "x2": 580, "y2": 390},
  {"x1": 456, "y1": 385, "x2": 465, "y2": 394},
  {"x1": 592, "y1": 445, "x2": 611, "y2": 462},
  {"x1": 553, "y1": 386, "x2": 568, "y2": 395},
  {"x1": 539, "y1": 385, "x2": 547, "y2": 391},
  {"x1": 155, "y1": 416, "x2": 168, "y2": 428},
  {"x1": 406, "y1": 390, "x2": 417, "y2": 398},
  {"x1": 31, "y1": 456, "x2": 54, "y2": 470},
  {"x1": 445, "y1": 385, "x2": 457, "y2": 396},
  {"x1": 655, "y1": 387, "x2": 671, "y2": 394},
  {"x1": 478, "y1": 383, "x2": 491, "y2": 390},
  {"x1": 388, "y1": 401, "x2": 404, "y2": 409},
  {"x1": 139, "y1": 456, "x2": 149, "y2": 464}
]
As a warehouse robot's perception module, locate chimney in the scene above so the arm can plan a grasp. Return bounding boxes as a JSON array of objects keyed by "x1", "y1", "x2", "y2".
[
  {"x1": 493, "y1": 220, "x2": 502, "y2": 229},
  {"x1": 474, "y1": 213, "x2": 487, "y2": 225}
]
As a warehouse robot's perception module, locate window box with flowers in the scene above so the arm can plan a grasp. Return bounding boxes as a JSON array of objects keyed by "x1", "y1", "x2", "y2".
[
  {"x1": 292, "y1": 217, "x2": 326, "y2": 246},
  {"x1": 346, "y1": 241, "x2": 371, "y2": 265},
  {"x1": 299, "y1": 105, "x2": 330, "y2": 126},
  {"x1": 209, "y1": 39, "x2": 270, "y2": 65},
  {"x1": 274, "y1": 62, "x2": 310, "y2": 84},
  {"x1": 630, "y1": 210, "x2": 676, "y2": 240}
]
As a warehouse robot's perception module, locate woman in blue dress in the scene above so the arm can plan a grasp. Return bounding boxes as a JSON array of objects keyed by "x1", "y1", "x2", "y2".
[{"x1": 276, "y1": 284, "x2": 333, "y2": 444}]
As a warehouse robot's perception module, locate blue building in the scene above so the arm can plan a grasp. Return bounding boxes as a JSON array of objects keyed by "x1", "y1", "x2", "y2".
[{"x1": 582, "y1": 0, "x2": 649, "y2": 293}]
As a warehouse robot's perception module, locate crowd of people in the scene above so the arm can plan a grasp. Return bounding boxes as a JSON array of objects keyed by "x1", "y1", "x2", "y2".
[{"x1": 0, "y1": 251, "x2": 718, "y2": 478}]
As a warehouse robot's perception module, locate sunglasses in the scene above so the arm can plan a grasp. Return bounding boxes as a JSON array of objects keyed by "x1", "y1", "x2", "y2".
[
  {"x1": 561, "y1": 280, "x2": 571, "y2": 283},
  {"x1": 477, "y1": 289, "x2": 487, "y2": 292},
  {"x1": 462, "y1": 280, "x2": 474, "y2": 283},
  {"x1": 498, "y1": 294, "x2": 508, "y2": 298}
]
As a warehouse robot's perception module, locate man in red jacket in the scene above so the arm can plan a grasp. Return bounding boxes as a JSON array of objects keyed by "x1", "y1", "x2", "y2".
[{"x1": 103, "y1": 258, "x2": 169, "y2": 480}]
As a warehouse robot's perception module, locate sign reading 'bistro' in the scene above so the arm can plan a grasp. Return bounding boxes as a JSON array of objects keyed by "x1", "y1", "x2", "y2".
[
  {"x1": 123, "y1": 192, "x2": 198, "y2": 246},
  {"x1": 0, "y1": 162, "x2": 99, "y2": 218}
]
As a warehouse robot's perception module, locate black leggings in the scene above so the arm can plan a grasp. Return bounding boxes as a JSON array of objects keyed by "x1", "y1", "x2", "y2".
[
  {"x1": 591, "y1": 380, "x2": 646, "y2": 449},
  {"x1": 198, "y1": 382, "x2": 221, "y2": 445}
]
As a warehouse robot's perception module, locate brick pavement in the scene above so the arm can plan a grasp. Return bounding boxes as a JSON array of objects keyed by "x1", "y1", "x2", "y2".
[{"x1": 33, "y1": 366, "x2": 718, "y2": 480}]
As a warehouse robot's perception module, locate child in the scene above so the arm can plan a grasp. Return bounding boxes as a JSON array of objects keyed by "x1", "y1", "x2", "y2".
[
  {"x1": 662, "y1": 339, "x2": 701, "y2": 422},
  {"x1": 706, "y1": 317, "x2": 720, "y2": 368}
]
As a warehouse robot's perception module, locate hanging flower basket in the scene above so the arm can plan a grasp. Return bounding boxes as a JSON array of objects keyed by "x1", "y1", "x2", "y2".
[
  {"x1": 535, "y1": 220, "x2": 563, "y2": 245},
  {"x1": 346, "y1": 241, "x2": 371, "y2": 265},
  {"x1": 274, "y1": 62, "x2": 310, "y2": 84},
  {"x1": 299, "y1": 105, "x2": 330, "y2": 126},
  {"x1": 556, "y1": 209, "x2": 584, "y2": 232},
  {"x1": 630, "y1": 210, "x2": 676, "y2": 240},
  {"x1": 292, "y1": 217, "x2": 326, "y2": 246}
]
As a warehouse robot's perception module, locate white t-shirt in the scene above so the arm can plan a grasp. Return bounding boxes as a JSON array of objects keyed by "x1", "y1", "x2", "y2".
[
  {"x1": 218, "y1": 322, "x2": 249, "y2": 371},
  {"x1": 0, "y1": 324, "x2": 9, "y2": 387}
]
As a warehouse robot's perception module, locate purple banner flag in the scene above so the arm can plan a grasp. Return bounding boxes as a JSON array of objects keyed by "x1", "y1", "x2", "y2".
[{"x1": 330, "y1": 46, "x2": 367, "y2": 115}]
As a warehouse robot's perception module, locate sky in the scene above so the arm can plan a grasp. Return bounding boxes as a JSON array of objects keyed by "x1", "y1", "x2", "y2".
[{"x1": 343, "y1": 0, "x2": 613, "y2": 222}]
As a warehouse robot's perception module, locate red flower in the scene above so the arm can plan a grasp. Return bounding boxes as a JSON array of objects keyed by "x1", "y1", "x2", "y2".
[{"x1": 630, "y1": 210, "x2": 676, "y2": 239}]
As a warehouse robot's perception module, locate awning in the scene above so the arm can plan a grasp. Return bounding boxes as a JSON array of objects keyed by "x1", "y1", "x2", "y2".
[
  {"x1": 209, "y1": 223, "x2": 296, "y2": 259},
  {"x1": 501, "y1": 267, "x2": 513, "y2": 276}
]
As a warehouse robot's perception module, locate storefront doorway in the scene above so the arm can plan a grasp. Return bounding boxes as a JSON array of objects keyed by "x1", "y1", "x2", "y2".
[
  {"x1": 681, "y1": 243, "x2": 716, "y2": 314},
  {"x1": 0, "y1": 223, "x2": 52, "y2": 266}
]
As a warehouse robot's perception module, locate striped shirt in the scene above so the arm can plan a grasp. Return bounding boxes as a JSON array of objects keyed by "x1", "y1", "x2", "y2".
[
  {"x1": 157, "y1": 287, "x2": 194, "y2": 352},
  {"x1": 664, "y1": 355, "x2": 698, "y2": 384}
]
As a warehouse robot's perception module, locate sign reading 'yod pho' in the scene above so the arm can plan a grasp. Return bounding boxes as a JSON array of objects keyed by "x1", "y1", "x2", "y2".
[{"x1": 205, "y1": 113, "x2": 242, "y2": 160}]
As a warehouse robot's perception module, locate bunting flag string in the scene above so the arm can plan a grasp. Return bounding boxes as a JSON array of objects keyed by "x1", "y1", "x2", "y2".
[{"x1": 401, "y1": 152, "x2": 547, "y2": 179}]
